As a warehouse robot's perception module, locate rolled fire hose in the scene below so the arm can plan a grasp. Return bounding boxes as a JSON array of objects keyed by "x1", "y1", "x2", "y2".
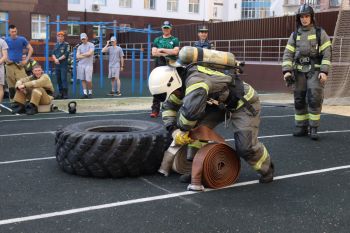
[
  {"x1": 188, "y1": 143, "x2": 241, "y2": 191},
  {"x1": 188, "y1": 125, "x2": 241, "y2": 191}
]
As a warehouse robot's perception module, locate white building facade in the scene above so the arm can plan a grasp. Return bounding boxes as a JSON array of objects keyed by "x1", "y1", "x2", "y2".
[{"x1": 67, "y1": 0, "x2": 313, "y2": 23}]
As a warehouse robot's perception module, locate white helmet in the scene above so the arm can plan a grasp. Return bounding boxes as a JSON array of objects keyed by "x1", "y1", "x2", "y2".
[{"x1": 148, "y1": 66, "x2": 182, "y2": 102}]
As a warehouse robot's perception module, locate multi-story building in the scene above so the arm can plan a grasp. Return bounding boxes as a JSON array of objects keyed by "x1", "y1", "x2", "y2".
[
  {"x1": 0, "y1": 0, "x2": 341, "y2": 41},
  {"x1": 283, "y1": 0, "x2": 341, "y2": 15}
]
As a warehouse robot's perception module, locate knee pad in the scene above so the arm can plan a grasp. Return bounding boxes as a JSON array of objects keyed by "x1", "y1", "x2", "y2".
[
  {"x1": 307, "y1": 88, "x2": 323, "y2": 109},
  {"x1": 294, "y1": 91, "x2": 307, "y2": 110}
]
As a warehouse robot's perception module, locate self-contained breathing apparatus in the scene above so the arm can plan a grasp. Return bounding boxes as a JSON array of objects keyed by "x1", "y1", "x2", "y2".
[{"x1": 177, "y1": 47, "x2": 257, "y2": 117}]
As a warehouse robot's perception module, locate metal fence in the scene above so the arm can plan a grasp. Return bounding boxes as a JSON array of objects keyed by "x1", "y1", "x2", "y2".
[{"x1": 119, "y1": 36, "x2": 342, "y2": 63}]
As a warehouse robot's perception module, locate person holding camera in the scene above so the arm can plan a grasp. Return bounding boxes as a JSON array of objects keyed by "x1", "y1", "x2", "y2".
[{"x1": 102, "y1": 36, "x2": 124, "y2": 96}]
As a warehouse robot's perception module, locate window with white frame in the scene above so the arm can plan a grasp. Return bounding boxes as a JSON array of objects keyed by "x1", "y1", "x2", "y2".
[
  {"x1": 189, "y1": 0, "x2": 199, "y2": 13},
  {"x1": 119, "y1": 23, "x2": 131, "y2": 32},
  {"x1": 31, "y1": 14, "x2": 47, "y2": 40},
  {"x1": 93, "y1": 0, "x2": 107, "y2": 5},
  {"x1": 119, "y1": 0, "x2": 132, "y2": 7},
  {"x1": 144, "y1": 0, "x2": 156, "y2": 9},
  {"x1": 167, "y1": 0, "x2": 178, "y2": 12},
  {"x1": 68, "y1": 0, "x2": 80, "y2": 4},
  {"x1": 67, "y1": 17, "x2": 80, "y2": 36},
  {"x1": 92, "y1": 25, "x2": 106, "y2": 37},
  {"x1": 0, "y1": 12, "x2": 8, "y2": 37}
]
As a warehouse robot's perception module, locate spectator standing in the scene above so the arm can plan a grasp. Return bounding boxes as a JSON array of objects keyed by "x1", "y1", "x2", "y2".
[
  {"x1": 193, "y1": 25, "x2": 215, "y2": 49},
  {"x1": 0, "y1": 38, "x2": 8, "y2": 111},
  {"x1": 52, "y1": 31, "x2": 70, "y2": 99},
  {"x1": 150, "y1": 21, "x2": 180, "y2": 118},
  {"x1": 102, "y1": 36, "x2": 124, "y2": 96},
  {"x1": 5, "y1": 24, "x2": 33, "y2": 100},
  {"x1": 76, "y1": 33, "x2": 95, "y2": 99}
]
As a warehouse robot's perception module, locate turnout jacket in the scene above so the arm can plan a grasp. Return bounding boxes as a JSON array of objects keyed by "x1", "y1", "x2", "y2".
[
  {"x1": 162, "y1": 66, "x2": 258, "y2": 131},
  {"x1": 282, "y1": 25, "x2": 332, "y2": 74},
  {"x1": 16, "y1": 74, "x2": 54, "y2": 95}
]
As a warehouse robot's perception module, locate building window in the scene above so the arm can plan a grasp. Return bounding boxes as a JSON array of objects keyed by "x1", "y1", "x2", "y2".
[
  {"x1": 68, "y1": 0, "x2": 80, "y2": 3},
  {"x1": 0, "y1": 12, "x2": 8, "y2": 37},
  {"x1": 93, "y1": 25, "x2": 106, "y2": 37},
  {"x1": 144, "y1": 0, "x2": 156, "y2": 9},
  {"x1": 67, "y1": 17, "x2": 80, "y2": 36},
  {"x1": 119, "y1": 0, "x2": 132, "y2": 7},
  {"x1": 241, "y1": 0, "x2": 271, "y2": 19},
  {"x1": 329, "y1": 0, "x2": 340, "y2": 7},
  {"x1": 31, "y1": 14, "x2": 47, "y2": 40},
  {"x1": 189, "y1": 0, "x2": 199, "y2": 13},
  {"x1": 119, "y1": 23, "x2": 131, "y2": 32},
  {"x1": 167, "y1": 0, "x2": 178, "y2": 12},
  {"x1": 93, "y1": 0, "x2": 106, "y2": 5}
]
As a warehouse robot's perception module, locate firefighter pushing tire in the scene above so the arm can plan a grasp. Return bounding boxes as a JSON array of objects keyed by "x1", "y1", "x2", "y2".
[{"x1": 55, "y1": 120, "x2": 169, "y2": 178}]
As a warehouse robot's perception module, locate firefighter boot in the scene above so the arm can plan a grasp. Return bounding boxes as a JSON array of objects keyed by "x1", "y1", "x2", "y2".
[
  {"x1": 293, "y1": 126, "x2": 308, "y2": 137},
  {"x1": 179, "y1": 174, "x2": 191, "y2": 183},
  {"x1": 310, "y1": 127, "x2": 319, "y2": 140},
  {"x1": 25, "y1": 103, "x2": 38, "y2": 115},
  {"x1": 259, "y1": 162, "x2": 274, "y2": 184},
  {"x1": 11, "y1": 102, "x2": 25, "y2": 114}
]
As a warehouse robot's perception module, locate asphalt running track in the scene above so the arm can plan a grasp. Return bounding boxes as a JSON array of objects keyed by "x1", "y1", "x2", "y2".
[{"x1": 0, "y1": 104, "x2": 349, "y2": 233}]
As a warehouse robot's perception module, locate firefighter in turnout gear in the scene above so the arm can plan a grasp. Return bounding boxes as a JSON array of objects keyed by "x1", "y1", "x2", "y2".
[
  {"x1": 12, "y1": 64, "x2": 54, "y2": 115},
  {"x1": 193, "y1": 25, "x2": 215, "y2": 49},
  {"x1": 282, "y1": 4, "x2": 331, "y2": 140},
  {"x1": 148, "y1": 61, "x2": 274, "y2": 184}
]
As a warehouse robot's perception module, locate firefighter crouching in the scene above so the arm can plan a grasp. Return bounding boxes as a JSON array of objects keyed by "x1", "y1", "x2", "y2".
[
  {"x1": 148, "y1": 62, "x2": 274, "y2": 184},
  {"x1": 282, "y1": 4, "x2": 332, "y2": 140},
  {"x1": 12, "y1": 64, "x2": 54, "y2": 115}
]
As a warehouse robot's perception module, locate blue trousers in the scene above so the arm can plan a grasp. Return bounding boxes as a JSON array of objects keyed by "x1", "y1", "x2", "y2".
[{"x1": 55, "y1": 63, "x2": 68, "y2": 92}]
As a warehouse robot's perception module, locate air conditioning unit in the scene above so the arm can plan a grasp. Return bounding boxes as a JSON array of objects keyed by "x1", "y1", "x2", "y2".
[{"x1": 92, "y1": 4, "x2": 100, "y2": 11}]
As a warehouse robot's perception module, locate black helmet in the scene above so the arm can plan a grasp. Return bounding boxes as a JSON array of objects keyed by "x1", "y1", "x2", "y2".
[{"x1": 296, "y1": 4, "x2": 316, "y2": 27}]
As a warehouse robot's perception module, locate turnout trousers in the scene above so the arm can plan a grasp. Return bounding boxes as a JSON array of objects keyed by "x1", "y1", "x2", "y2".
[
  {"x1": 293, "y1": 70, "x2": 324, "y2": 128},
  {"x1": 14, "y1": 87, "x2": 52, "y2": 107},
  {"x1": 199, "y1": 99, "x2": 272, "y2": 175}
]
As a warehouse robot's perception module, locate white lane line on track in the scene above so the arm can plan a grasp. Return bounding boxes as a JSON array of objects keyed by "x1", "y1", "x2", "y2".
[
  {"x1": 1, "y1": 106, "x2": 321, "y2": 123},
  {"x1": 0, "y1": 164, "x2": 349, "y2": 226},
  {"x1": 0, "y1": 157, "x2": 56, "y2": 165},
  {"x1": 0, "y1": 111, "x2": 150, "y2": 123},
  {"x1": 0, "y1": 131, "x2": 55, "y2": 137}
]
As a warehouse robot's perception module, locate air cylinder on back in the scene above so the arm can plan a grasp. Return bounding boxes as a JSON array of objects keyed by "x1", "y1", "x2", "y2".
[{"x1": 178, "y1": 46, "x2": 237, "y2": 68}]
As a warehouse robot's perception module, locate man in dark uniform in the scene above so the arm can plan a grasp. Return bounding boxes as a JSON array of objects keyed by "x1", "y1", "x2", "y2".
[
  {"x1": 150, "y1": 21, "x2": 180, "y2": 118},
  {"x1": 193, "y1": 25, "x2": 214, "y2": 49},
  {"x1": 52, "y1": 31, "x2": 70, "y2": 99},
  {"x1": 282, "y1": 4, "x2": 331, "y2": 140}
]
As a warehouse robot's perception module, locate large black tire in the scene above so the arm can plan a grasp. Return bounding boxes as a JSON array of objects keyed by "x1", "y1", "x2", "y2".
[{"x1": 55, "y1": 120, "x2": 170, "y2": 178}]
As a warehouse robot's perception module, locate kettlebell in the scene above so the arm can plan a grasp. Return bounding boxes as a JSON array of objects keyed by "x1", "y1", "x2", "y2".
[{"x1": 68, "y1": 101, "x2": 77, "y2": 114}]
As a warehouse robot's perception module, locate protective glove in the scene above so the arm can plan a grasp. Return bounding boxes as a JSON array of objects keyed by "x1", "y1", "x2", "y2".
[
  {"x1": 172, "y1": 129, "x2": 193, "y2": 146},
  {"x1": 318, "y1": 72, "x2": 328, "y2": 86},
  {"x1": 283, "y1": 72, "x2": 294, "y2": 87}
]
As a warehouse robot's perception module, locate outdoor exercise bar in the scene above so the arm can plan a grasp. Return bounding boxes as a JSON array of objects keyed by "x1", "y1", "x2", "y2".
[
  {"x1": 45, "y1": 15, "x2": 115, "y2": 88},
  {"x1": 104, "y1": 25, "x2": 161, "y2": 82}
]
